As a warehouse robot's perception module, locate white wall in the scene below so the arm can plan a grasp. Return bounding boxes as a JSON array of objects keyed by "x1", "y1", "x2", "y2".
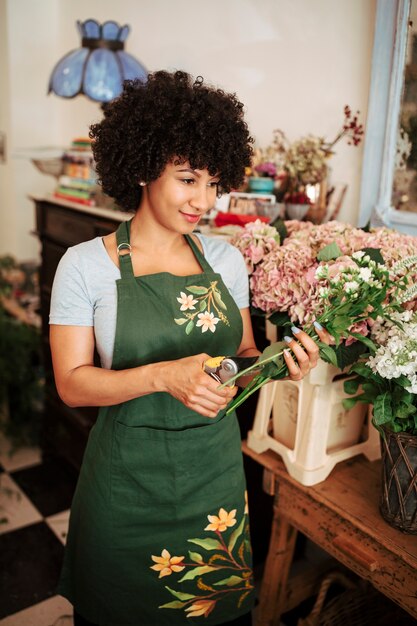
[
  {"x1": 0, "y1": 0, "x2": 61, "y2": 259},
  {"x1": 0, "y1": 0, "x2": 376, "y2": 260}
]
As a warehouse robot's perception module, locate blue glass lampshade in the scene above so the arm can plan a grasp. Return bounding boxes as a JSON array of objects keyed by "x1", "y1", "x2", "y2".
[{"x1": 48, "y1": 19, "x2": 148, "y2": 103}]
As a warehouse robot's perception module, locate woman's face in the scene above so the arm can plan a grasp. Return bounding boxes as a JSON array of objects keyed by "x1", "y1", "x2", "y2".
[{"x1": 140, "y1": 160, "x2": 220, "y2": 233}]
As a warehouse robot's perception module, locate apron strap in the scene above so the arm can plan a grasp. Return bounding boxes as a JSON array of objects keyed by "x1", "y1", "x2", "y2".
[
  {"x1": 116, "y1": 219, "x2": 135, "y2": 279},
  {"x1": 185, "y1": 234, "x2": 213, "y2": 273},
  {"x1": 115, "y1": 221, "x2": 212, "y2": 278}
]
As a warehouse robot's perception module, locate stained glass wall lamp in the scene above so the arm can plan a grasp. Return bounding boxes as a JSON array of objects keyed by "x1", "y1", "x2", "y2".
[{"x1": 48, "y1": 19, "x2": 148, "y2": 103}]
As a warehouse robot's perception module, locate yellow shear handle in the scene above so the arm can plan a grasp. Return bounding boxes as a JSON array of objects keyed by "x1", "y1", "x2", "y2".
[{"x1": 203, "y1": 356, "x2": 226, "y2": 369}]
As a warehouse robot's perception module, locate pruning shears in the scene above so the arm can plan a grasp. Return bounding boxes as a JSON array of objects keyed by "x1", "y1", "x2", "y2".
[{"x1": 203, "y1": 356, "x2": 261, "y2": 385}]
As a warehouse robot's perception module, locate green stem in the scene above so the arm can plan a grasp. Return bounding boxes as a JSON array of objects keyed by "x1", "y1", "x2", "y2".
[
  {"x1": 226, "y1": 377, "x2": 272, "y2": 414},
  {"x1": 217, "y1": 350, "x2": 285, "y2": 389}
]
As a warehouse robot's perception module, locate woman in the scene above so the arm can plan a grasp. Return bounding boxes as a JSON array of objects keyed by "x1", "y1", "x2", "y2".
[{"x1": 50, "y1": 71, "x2": 327, "y2": 626}]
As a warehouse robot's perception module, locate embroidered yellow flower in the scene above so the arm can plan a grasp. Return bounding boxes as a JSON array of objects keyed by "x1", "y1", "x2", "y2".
[
  {"x1": 177, "y1": 291, "x2": 198, "y2": 311},
  {"x1": 150, "y1": 549, "x2": 185, "y2": 578},
  {"x1": 185, "y1": 599, "x2": 216, "y2": 618},
  {"x1": 196, "y1": 311, "x2": 220, "y2": 333},
  {"x1": 205, "y1": 507, "x2": 237, "y2": 532}
]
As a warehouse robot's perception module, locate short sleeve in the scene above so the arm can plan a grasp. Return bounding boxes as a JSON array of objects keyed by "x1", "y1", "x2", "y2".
[
  {"x1": 230, "y1": 247, "x2": 250, "y2": 309},
  {"x1": 49, "y1": 247, "x2": 94, "y2": 326}
]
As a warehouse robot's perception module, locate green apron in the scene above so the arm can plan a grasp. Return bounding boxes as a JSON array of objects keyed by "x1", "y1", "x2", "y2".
[{"x1": 58, "y1": 220, "x2": 255, "y2": 625}]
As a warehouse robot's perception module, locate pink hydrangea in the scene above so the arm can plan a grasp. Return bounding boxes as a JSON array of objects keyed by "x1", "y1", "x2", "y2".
[
  {"x1": 230, "y1": 219, "x2": 280, "y2": 274},
  {"x1": 250, "y1": 239, "x2": 317, "y2": 323},
  {"x1": 247, "y1": 221, "x2": 417, "y2": 326}
]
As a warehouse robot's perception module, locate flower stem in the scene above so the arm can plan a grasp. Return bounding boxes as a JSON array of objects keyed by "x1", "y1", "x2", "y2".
[{"x1": 217, "y1": 350, "x2": 285, "y2": 389}]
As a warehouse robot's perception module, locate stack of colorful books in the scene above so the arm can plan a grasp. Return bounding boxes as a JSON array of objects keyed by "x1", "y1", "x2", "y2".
[{"x1": 53, "y1": 138, "x2": 98, "y2": 206}]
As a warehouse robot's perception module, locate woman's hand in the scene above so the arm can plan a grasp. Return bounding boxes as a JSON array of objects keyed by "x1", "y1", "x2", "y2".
[
  {"x1": 283, "y1": 323, "x2": 333, "y2": 382},
  {"x1": 160, "y1": 353, "x2": 238, "y2": 418}
]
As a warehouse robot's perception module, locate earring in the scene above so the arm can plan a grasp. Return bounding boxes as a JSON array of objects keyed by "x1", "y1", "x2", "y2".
[{"x1": 139, "y1": 181, "x2": 146, "y2": 187}]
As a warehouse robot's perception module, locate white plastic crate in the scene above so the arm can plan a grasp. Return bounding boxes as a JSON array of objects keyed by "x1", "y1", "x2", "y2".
[{"x1": 247, "y1": 325, "x2": 381, "y2": 485}]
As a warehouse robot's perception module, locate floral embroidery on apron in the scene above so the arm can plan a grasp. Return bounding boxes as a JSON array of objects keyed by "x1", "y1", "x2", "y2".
[
  {"x1": 175, "y1": 280, "x2": 230, "y2": 335},
  {"x1": 151, "y1": 492, "x2": 253, "y2": 619}
]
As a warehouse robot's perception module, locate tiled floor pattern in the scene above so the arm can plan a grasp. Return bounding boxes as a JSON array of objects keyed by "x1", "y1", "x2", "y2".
[{"x1": 0, "y1": 434, "x2": 75, "y2": 625}]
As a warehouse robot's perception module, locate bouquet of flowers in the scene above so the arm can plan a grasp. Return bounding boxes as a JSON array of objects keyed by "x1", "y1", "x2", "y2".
[
  {"x1": 344, "y1": 307, "x2": 417, "y2": 436},
  {"x1": 249, "y1": 106, "x2": 364, "y2": 201},
  {"x1": 225, "y1": 220, "x2": 417, "y2": 420}
]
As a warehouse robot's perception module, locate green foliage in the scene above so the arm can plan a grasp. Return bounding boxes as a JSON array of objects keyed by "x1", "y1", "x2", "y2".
[
  {"x1": 270, "y1": 217, "x2": 288, "y2": 242},
  {"x1": 268, "y1": 311, "x2": 292, "y2": 327},
  {"x1": 317, "y1": 242, "x2": 343, "y2": 262},
  {"x1": 360, "y1": 247, "x2": 385, "y2": 265},
  {"x1": 0, "y1": 309, "x2": 44, "y2": 447},
  {"x1": 333, "y1": 340, "x2": 368, "y2": 370},
  {"x1": 343, "y1": 365, "x2": 417, "y2": 436}
]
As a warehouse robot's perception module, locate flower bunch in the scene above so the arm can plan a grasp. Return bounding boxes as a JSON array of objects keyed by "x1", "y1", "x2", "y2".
[
  {"x1": 284, "y1": 191, "x2": 312, "y2": 205},
  {"x1": 254, "y1": 161, "x2": 277, "y2": 178},
  {"x1": 345, "y1": 310, "x2": 417, "y2": 435},
  {"x1": 250, "y1": 133, "x2": 286, "y2": 179},
  {"x1": 284, "y1": 135, "x2": 328, "y2": 186},
  {"x1": 248, "y1": 221, "x2": 417, "y2": 328},
  {"x1": 229, "y1": 219, "x2": 280, "y2": 273},
  {"x1": 256, "y1": 105, "x2": 364, "y2": 192},
  {"x1": 225, "y1": 221, "x2": 417, "y2": 419}
]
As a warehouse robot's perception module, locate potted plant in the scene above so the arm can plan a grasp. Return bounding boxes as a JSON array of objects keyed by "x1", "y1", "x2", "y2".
[
  {"x1": 343, "y1": 309, "x2": 417, "y2": 534},
  {"x1": 247, "y1": 161, "x2": 277, "y2": 194},
  {"x1": 283, "y1": 190, "x2": 312, "y2": 220},
  {"x1": 0, "y1": 256, "x2": 44, "y2": 450}
]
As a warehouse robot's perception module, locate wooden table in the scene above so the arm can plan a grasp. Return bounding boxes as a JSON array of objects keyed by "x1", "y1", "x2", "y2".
[{"x1": 242, "y1": 442, "x2": 417, "y2": 625}]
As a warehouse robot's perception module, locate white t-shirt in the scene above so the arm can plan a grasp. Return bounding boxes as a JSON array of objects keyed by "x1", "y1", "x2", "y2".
[{"x1": 50, "y1": 234, "x2": 249, "y2": 369}]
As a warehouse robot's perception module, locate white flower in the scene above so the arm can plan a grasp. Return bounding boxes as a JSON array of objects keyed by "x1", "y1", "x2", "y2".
[
  {"x1": 315, "y1": 265, "x2": 328, "y2": 279},
  {"x1": 344, "y1": 280, "x2": 359, "y2": 293},
  {"x1": 177, "y1": 291, "x2": 198, "y2": 311},
  {"x1": 352, "y1": 251, "x2": 365, "y2": 260},
  {"x1": 196, "y1": 311, "x2": 220, "y2": 333},
  {"x1": 359, "y1": 267, "x2": 372, "y2": 282}
]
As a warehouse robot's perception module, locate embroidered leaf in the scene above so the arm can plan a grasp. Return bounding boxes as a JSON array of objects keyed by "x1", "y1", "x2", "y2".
[
  {"x1": 177, "y1": 565, "x2": 217, "y2": 582},
  {"x1": 214, "y1": 575, "x2": 245, "y2": 587},
  {"x1": 213, "y1": 289, "x2": 227, "y2": 310},
  {"x1": 238, "y1": 542, "x2": 246, "y2": 564},
  {"x1": 185, "y1": 320, "x2": 195, "y2": 335},
  {"x1": 159, "y1": 600, "x2": 187, "y2": 609},
  {"x1": 188, "y1": 537, "x2": 222, "y2": 550},
  {"x1": 187, "y1": 285, "x2": 208, "y2": 295},
  {"x1": 242, "y1": 570, "x2": 252, "y2": 579},
  {"x1": 238, "y1": 590, "x2": 251, "y2": 609},
  {"x1": 199, "y1": 300, "x2": 207, "y2": 311},
  {"x1": 228, "y1": 515, "x2": 245, "y2": 552},
  {"x1": 197, "y1": 577, "x2": 216, "y2": 592},
  {"x1": 165, "y1": 586, "x2": 196, "y2": 601},
  {"x1": 188, "y1": 551, "x2": 204, "y2": 564},
  {"x1": 174, "y1": 318, "x2": 188, "y2": 325},
  {"x1": 209, "y1": 553, "x2": 231, "y2": 564}
]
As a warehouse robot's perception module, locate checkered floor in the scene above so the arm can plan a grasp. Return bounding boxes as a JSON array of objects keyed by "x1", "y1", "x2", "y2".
[{"x1": 0, "y1": 434, "x2": 75, "y2": 625}]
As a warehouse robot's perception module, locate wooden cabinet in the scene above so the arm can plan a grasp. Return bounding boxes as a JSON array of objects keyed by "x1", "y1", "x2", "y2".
[{"x1": 33, "y1": 195, "x2": 131, "y2": 470}]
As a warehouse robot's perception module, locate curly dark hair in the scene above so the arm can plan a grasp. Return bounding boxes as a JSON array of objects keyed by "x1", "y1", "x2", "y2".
[{"x1": 89, "y1": 70, "x2": 254, "y2": 211}]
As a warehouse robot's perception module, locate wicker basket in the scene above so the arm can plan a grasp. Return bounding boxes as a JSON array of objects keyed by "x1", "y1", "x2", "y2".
[
  {"x1": 297, "y1": 571, "x2": 416, "y2": 626},
  {"x1": 380, "y1": 428, "x2": 417, "y2": 534}
]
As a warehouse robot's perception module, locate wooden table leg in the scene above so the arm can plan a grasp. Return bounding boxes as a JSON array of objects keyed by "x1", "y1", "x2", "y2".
[{"x1": 256, "y1": 502, "x2": 298, "y2": 626}]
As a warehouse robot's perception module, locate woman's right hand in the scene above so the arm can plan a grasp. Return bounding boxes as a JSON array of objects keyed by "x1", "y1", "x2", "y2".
[{"x1": 159, "y1": 353, "x2": 238, "y2": 418}]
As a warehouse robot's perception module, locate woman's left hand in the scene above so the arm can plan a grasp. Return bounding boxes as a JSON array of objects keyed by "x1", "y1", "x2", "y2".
[{"x1": 283, "y1": 324, "x2": 333, "y2": 382}]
